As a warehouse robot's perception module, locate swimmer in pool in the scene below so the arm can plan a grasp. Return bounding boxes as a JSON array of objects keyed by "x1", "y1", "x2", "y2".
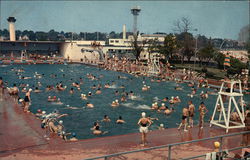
[
  {"x1": 142, "y1": 85, "x2": 150, "y2": 91},
  {"x1": 116, "y1": 116, "x2": 125, "y2": 124},
  {"x1": 88, "y1": 92, "x2": 92, "y2": 96},
  {"x1": 120, "y1": 95, "x2": 126, "y2": 102},
  {"x1": 96, "y1": 88, "x2": 102, "y2": 94},
  {"x1": 158, "y1": 124, "x2": 165, "y2": 130},
  {"x1": 159, "y1": 103, "x2": 166, "y2": 110},
  {"x1": 69, "y1": 133, "x2": 78, "y2": 141},
  {"x1": 91, "y1": 122, "x2": 100, "y2": 130},
  {"x1": 102, "y1": 115, "x2": 111, "y2": 122},
  {"x1": 34, "y1": 87, "x2": 42, "y2": 93},
  {"x1": 111, "y1": 99, "x2": 119, "y2": 107},
  {"x1": 81, "y1": 94, "x2": 87, "y2": 100},
  {"x1": 164, "y1": 107, "x2": 173, "y2": 115},
  {"x1": 93, "y1": 126, "x2": 108, "y2": 135},
  {"x1": 138, "y1": 112, "x2": 152, "y2": 146},
  {"x1": 86, "y1": 102, "x2": 94, "y2": 108},
  {"x1": 147, "y1": 115, "x2": 158, "y2": 123},
  {"x1": 162, "y1": 97, "x2": 168, "y2": 102},
  {"x1": 69, "y1": 88, "x2": 74, "y2": 94}
]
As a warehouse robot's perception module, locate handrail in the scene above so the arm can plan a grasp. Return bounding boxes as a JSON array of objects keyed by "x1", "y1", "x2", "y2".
[{"x1": 84, "y1": 131, "x2": 250, "y2": 160}]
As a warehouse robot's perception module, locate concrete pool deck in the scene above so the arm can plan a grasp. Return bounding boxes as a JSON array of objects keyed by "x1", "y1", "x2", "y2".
[{"x1": 0, "y1": 93, "x2": 246, "y2": 160}]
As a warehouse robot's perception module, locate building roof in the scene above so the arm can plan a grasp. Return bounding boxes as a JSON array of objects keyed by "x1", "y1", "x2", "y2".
[{"x1": 0, "y1": 40, "x2": 65, "y2": 44}]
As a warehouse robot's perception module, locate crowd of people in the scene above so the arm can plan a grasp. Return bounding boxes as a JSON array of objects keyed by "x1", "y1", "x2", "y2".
[{"x1": 0, "y1": 55, "x2": 249, "y2": 158}]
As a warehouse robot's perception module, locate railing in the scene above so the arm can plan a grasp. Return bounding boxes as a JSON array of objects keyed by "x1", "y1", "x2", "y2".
[{"x1": 85, "y1": 131, "x2": 250, "y2": 160}]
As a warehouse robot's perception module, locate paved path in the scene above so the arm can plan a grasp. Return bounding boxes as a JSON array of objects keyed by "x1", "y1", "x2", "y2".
[{"x1": 0, "y1": 93, "x2": 245, "y2": 160}]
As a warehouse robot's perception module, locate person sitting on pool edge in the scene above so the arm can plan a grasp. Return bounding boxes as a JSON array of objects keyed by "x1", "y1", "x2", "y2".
[
  {"x1": 138, "y1": 112, "x2": 152, "y2": 146},
  {"x1": 116, "y1": 116, "x2": 125, "y2": 124}
]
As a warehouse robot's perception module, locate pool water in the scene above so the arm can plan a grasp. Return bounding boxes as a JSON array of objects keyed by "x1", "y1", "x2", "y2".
[{"x1": 1, "y1": 64, "x2": 249, "y2": 139}]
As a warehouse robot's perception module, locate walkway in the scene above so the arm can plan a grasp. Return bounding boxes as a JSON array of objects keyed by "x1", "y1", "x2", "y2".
[{"x1": 0, "y1": 93, "x2": 245, "y2": 160}]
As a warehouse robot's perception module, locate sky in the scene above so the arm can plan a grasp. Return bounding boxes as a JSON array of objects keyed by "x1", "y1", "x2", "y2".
[{"x1": 0, "y1": 0, "x2": 249, "y2": 40}]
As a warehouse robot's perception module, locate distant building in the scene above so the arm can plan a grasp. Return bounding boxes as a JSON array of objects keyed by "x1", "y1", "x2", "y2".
[{"x1": 238, "y1": 24, "x2": 249, "y2": 43}]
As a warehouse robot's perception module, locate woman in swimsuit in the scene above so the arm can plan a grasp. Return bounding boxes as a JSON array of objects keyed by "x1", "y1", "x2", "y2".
[{"x1": 137, "y1": 112, "x2": 152, "y2": 146}]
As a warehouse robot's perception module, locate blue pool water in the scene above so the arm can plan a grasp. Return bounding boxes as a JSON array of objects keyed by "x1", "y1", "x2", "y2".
[{"x1": 0, "y1": 64, "x2": 249, "y2": 139}]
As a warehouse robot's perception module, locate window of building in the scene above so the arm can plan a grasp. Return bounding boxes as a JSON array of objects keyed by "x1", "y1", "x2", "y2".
[{"x1": 115, "y1": 40, "x2": 119, "y2": 43}]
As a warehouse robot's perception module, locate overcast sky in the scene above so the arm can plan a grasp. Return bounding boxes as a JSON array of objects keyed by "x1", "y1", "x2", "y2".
[{"x1": 0, "y1": 0, "x2": 249, "y2": 40}]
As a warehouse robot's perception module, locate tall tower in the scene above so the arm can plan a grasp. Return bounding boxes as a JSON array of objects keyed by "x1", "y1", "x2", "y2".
[
  {"x1": 122, "y1": 24, "x2": 126, "y2": 39},
  {"x1": 131, "y1": 6, "x2": 141, "y2": 36},
  {"x1": 7, "y1": 17, "x2": 16, "y2": 41}
]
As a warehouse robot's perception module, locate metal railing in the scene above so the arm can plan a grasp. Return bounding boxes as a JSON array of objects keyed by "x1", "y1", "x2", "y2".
[{"x1": 85, "y1": 131, "x2": 250, "y2": 160}]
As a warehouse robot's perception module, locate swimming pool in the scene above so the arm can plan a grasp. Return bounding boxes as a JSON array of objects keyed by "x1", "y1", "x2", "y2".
[{"x1": 1, "y1": 64, "x2": 249, "y2": 139}]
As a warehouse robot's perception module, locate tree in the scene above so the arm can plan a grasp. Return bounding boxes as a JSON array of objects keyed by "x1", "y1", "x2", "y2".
[
  {"x1": 35, "y1": 31, "x2": 48, "y2": 41},
  {"x1": 174, "y1": 17, "x2": 195, "y2": 63},
  {"x1": 227, "y1": 58, "x2": 247, "y2": 76},
  {"x1": 213, "y1": 51, "x2": 225, "y2": 69},
  {"x1": 130, "y1": 32, "x2": 147, "y2": 60},
  {"x1": 48, "y1": 30, "x2": 59, "y2": 41},
  {"x1": 197, "y1": 39, "x2": 216, "y2": 64},
  {"x1": 173, "y1": 17, "x2": 192, "y2": 33},
  {"x1": 158, "y1": 34, "x2": 178, "y2": 60},
  {"x1": 176, "y1": 32, "x2": 195, "y2": 63},
  {"x1": 245, "y1": 40, "x2": 250, "y2": 70}
]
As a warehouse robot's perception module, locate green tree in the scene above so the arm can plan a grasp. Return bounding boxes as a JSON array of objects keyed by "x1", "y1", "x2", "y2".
[
  {"x1": 245, "y1": 40, "x2": 250, "y2": 70},
  {"x1": 227, "y1": 58, "x2": 247, "y2": 76},
  {"x1": 213, "y1": 51, "x2": 225, "y2": 69},
  {"x1": 197, "y1": 39, "x2": 215, "y2": 64},
  {"x1": 176, "y1": 32, "x2": 195, "y2": 63},
  {"x1": 158, "y1": 34, "x2": 178, "y2": 60}
]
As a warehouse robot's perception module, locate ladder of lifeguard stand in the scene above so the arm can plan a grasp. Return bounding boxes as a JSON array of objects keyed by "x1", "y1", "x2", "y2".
[
  {"x1": 148, "y1": 55, "x2": 160, "y2": 75},
  {"x1": 210, "y1": 80, "x2": 245, "y2": 133}
]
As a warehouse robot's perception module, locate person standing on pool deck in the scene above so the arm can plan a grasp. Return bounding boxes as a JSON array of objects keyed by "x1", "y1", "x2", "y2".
[
  {"x1": 137, "y1": 112, "x2": 152, "y2": 146},
  {"x1": 178, "y1": 106, "x2": 189, "y2": 132},
  {"x1": 188, "y1": 101, "x2": 195, "y2": 128},
  {"x1": 199, "y1": 102, "x2": 208, "y2": 129},
  {"x1": 24, "y1": 89, "x2": 32, "y2": 112}
]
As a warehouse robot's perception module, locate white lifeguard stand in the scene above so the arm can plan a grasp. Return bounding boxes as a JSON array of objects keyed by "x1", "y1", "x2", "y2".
[
  {"x1": 21, "y1": 50, "x2": 27, "y2": 60},
  {"x1": 210, "y1": 80, "x2": 245, "y2": 133},
  {"x1": 148, "y1": 53, "x2": 161, "y2": 75}
]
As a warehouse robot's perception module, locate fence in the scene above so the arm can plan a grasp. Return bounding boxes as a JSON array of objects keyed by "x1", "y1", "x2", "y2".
[{"x1": 85, "y1": 131, "x2": 250, "y2": 160}]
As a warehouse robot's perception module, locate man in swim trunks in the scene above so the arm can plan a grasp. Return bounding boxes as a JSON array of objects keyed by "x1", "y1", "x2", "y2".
[
  {"x1": 199, "y1": 102, "x2": 208, "y2": 129},
  {"x1": 178, "y1": 106, "x2": 189, "y2": 132},
  {"x1": 138, "y1": 112, "x2": 152, "y2": 146},
  {"x1": 188, "y1": 101, "x2": 195, "y2": 128}
]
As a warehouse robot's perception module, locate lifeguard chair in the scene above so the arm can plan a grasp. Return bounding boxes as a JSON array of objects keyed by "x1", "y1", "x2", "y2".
[
  {"x1": 210, "y1": 80, "x2": 245, "y2": 133},
  {"x1": 148, "y1": 53, "x2": 161, "y2": 75}
]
